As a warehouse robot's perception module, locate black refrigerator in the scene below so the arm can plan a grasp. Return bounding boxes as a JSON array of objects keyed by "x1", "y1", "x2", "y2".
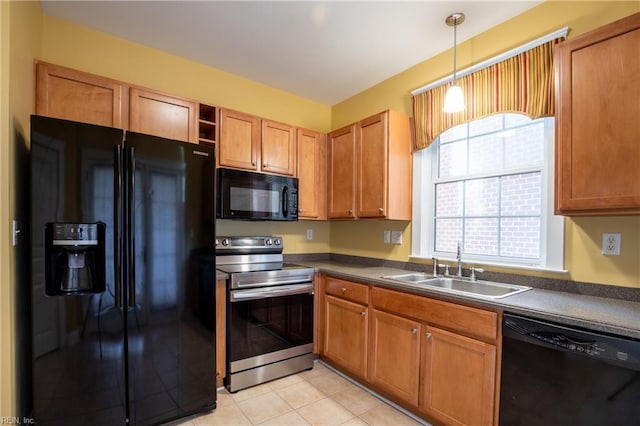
[{"x1": 29, "y1": 115, "x2": 216, "y2": 425}]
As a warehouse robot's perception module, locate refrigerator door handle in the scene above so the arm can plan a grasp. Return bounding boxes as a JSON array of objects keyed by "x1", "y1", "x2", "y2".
[
  {"x1": 127, "y1": 146, "x2": 137, "y2": 308},
  {"x1": 114, "y1": 145, "x2": 123, "y2": 309}
]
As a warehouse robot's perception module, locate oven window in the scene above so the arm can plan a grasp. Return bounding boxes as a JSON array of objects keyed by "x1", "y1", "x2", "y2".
[
  {"x1": 230, "y1": 187, "x2": 280, "y2": 213},
  {"x1": 228, "y1": 293, "x2": 313, "y2": 362}
]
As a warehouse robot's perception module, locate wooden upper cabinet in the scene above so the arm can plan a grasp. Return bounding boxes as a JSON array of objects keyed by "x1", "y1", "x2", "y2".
[
  {"x1": 218, "y1": 109, "x2": 297, "y2": 176},
  {"x1": 357, "y1": 113, "x2": 388, "y2": 218},
  {"x1": 219, "y1": 109, "x2": 260, "y2": 171},
  {"x1": 358, "y1": 110, "x2": 411, "y2": 220},
  {"x1": 328, "y1": 111, "x2": 412, "y2": 220},
  {"x1": 297, "y1": 128, "x2": 326, "y2": 219},
  {"x1": 129, "y1": 87, "x2": 197, "y2": 143},
  {"x1": 327, "y1": 124, "x2": 357, "y2": 219},
  {"x1": 35, "y1": 61, "x2": 126, "y2": 128},
  {"x1": 36, "y1": 61, "x2": 202, "y2": 146},
  {"x1": 555, "y1": 12, "x2": 640, "y2": 215},
  {"x1": 261, "y1": 120, "x2": 296, "y2": 176}
]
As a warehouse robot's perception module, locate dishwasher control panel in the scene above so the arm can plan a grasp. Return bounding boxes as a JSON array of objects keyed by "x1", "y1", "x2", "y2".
[{"x1": 503, "y1": 313, "x2": 640, "y2": 371}]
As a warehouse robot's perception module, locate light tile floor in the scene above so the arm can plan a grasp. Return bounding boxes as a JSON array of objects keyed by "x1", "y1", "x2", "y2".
[{"x1": 174, "y1": 361, "x2": 429, "y2": 426}]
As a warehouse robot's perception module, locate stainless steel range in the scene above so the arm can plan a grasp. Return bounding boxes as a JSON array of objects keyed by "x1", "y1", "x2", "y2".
[{"x1": 216, "y1": 236, "x2": 316, "y2": 392}]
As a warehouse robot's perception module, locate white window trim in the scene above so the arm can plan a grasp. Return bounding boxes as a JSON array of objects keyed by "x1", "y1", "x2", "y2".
[{"x1": 411, "y1": 116, "x2": 566, "y2": 273}]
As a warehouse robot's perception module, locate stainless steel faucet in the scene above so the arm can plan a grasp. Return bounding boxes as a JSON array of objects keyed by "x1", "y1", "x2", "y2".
[
  {"x1": 456, "y1": 241, "x2": 463, "y2": 277},
  {"x1": 431, "y1": 257, "x2": 438, "y2": 276}
]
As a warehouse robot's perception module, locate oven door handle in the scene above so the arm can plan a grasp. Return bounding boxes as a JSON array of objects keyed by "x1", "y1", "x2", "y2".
[{"x1": 229, "y1": 283, "x2": 314, "y2": 302}]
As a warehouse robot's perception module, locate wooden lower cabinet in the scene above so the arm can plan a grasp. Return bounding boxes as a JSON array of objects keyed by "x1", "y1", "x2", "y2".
[
  {"x1": 369, "y1": 309, "x2": 421, "y2": 406},
  {"x1": 420, "y1": 326, "x2": 497, "y2": 426},
  {"x1": 321, "y1": 275, "x2": 500, "y2": 425},
  {"x1": 215, "y1": 280, "x2": 227, "y2": 387},
  {"x1": 323, "y1": 295, "x2": 368, "y2": 380}
]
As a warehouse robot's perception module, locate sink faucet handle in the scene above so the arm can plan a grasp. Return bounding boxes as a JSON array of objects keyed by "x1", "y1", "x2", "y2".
[{"x1": 470, "y1": 267, "x2": 485, "y2": 281}]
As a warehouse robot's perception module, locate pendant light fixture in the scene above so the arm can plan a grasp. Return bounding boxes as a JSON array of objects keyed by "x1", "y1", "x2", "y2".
[{"x1": 443, "y1": 12, "x2": 466, "y2": 113}]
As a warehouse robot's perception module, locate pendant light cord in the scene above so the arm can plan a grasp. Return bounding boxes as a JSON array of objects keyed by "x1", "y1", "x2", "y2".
[{"x1": 452, "y1": 19, "x2": 457, "y2": 84}]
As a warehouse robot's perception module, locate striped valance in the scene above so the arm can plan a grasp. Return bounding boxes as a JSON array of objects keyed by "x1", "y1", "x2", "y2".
[{"x1": 412, "y1": 38, "x2": 562, "y2": 151}]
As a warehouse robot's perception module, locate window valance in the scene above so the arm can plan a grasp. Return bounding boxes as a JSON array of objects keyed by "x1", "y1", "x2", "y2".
[{"x1": 412, "y1": 37, "x2": 564, "y2": 151}]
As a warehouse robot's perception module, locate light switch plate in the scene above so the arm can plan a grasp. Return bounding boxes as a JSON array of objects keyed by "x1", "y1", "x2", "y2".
[
  {"x1": 383, "y1": 230, "x2": 391, "y2": 244},
  {"x1": 391, "y1": 230, "x2": 403, "y2": 245},
  {"x1": 306, "y1": 229, "x2": 313, "y2": 241},
  {"x1": 602, "y1": 233, "x2": 621, "y2": 256}
]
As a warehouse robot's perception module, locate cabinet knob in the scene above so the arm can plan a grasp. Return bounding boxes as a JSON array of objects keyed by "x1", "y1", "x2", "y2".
[
  {"x1": 378, "y1": 207, "x2": 384, "y2": 214},
  {"x1": 411, "y1": 328, "x2": 417, "y2": 334},
  {"x1": 360, "y1": 311, "x2": 366, "y2": 316},
  {"x1": 263, "y1": 163, "x2": 267, "y2": 167},
  {"x1": 251, "y1": 161, "x2": 256, "y2": 166},
  {"x1": 341, "y1": 287, "x2": 347, "y2": 294},
  {"x1": 299, "y1": 208, "x2": 303, "y2": 213},
  {"x1": 348, "y1": 209, "x2": 353, "y2": 216},
  {"x1": 425, "y1": 332, "x2": 432, "y2": 339}
]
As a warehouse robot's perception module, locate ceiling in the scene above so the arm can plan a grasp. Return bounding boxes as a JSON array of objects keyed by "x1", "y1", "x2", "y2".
[{"x1": 40, "y1": 1, "x2": 541, "y2": 105}]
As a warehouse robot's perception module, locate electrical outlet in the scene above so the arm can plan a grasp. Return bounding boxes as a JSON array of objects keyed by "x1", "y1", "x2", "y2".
[
  {"x1": 306, "y1": 229, "x2": 313, "y2": 241},
  {"x1": 383, "y1": 230, "x2": 391, "y2": 244},
  {"x1": 391, "y1": 230, "x2": 403, "y2": 245},
  {"x1": 602, "y1": 233, "x2": 621, "y2": 256}
]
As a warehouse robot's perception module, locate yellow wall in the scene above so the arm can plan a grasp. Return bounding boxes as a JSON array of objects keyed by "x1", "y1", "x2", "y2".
[
  {"x1": 1, "y1": 0, "x2": 41, "y2": 418},
  {"x1": 40, "y1": 15, "x2": 332, "y2": 133},
  {"x1": 330, "y1": 1, "x2": 640, "y2": 288}
]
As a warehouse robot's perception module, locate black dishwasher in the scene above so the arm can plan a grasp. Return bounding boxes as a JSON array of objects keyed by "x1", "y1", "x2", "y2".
[{"x1": 500, "y1": 313, "x2": 640, "y2": 426}]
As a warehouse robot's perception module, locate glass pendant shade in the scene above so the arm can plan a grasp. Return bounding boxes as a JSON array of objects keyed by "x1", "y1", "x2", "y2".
[
  {"x1": 443, "y1": 12, "x2": 466, "y2": 113},
  {"x1": 443, "y1": 84, "x2": 465, "y2": 113}
]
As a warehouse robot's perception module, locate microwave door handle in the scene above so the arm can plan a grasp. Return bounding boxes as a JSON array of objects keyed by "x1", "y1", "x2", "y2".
[{"x1": 282, "y1": 186, "x2": 288, "y2": 218}]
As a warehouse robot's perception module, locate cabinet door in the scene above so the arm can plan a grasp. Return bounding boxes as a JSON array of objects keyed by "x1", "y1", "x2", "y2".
[
  {"x1": 357, "y1": 112, "x2": 388, "y2": 218},
  {"x1": 369, "y1": 309, "x2": 420, "y2": 406},
  {"x1": 297, "y1": 129, "x2": 326, "y2": 219},
  {"x1": 215, "y1": 280, "x2": 226, "y2": 387},
  {"x1": 327, "y1": 124, "x2": 357, "y2": 219},
  {"x1": 420, "y1": 326, "x2": 496, "y2": 426},
  {"x1": 261, "y1": 120, "x2": 297, "y2": 176},
  {"x1": 35, "y1": 61, "x2": 126, "y2": 128},
  {"x1": 555, "y1": 13, "x2": 640, "y2": 215},
  {"x1": 219, "y1": 109, "x2": 260, "y2": 171},
  {"x1": 323, "y1": 295, "x2": 368, "y2": 379},
  {"x1": 129, "y1": 88, "x2": 197, "y2": 143}
]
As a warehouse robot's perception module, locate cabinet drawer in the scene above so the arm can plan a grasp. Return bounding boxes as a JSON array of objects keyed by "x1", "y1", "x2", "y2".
[
  {"x1": 325, "y1": 277, "x2": 369, "y2": 305},
  {"x1": 371, "y1": 286, "x2": 497, "y2": 342}
]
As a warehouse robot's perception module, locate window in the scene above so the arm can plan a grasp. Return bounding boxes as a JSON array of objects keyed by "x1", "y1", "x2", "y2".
[{"x1": 412, "y1": 113, "x2": 564, "y2": 271}]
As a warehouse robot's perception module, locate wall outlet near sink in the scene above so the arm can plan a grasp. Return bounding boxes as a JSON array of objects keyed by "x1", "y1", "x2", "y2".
[{"x1": 602, "y1": 232, "x2": 621, "y2": 256}]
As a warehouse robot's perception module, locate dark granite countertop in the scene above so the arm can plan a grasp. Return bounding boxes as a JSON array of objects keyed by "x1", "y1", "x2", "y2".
[{"x1": 295, "y1": 259, "x2": 640, "y2": 340}]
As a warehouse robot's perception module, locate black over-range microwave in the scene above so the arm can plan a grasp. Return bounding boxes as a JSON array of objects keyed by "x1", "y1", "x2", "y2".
[{"x1": 217, "y1": 168, "x2": 298, "y2": 221}]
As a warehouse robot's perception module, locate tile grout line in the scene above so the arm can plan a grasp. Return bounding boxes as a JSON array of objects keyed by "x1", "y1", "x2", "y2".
[
  {"x1": 180, "y1": 360, "x2": 427, "y2": 425},
  {"x1": 316, "y1": 360, "x2": 431, "y2": 426}
]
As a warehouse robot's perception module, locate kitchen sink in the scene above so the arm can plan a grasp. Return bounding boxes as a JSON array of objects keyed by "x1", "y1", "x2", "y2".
[
  {"x1": 383, "y1": 272, "x2": 435, "y2": 282},
  {"x1": 382, "y1": 273, "x2": 531, "y2": 299}
]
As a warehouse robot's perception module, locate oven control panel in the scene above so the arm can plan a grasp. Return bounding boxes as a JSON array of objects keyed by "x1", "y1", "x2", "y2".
[{"x1": 216, "y1": 236, "x2": 283, "y2": 254}]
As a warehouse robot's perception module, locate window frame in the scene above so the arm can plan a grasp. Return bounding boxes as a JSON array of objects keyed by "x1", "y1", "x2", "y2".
[{"x1": 411, "y1": 114, "x2": 565, "y2": 272}]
